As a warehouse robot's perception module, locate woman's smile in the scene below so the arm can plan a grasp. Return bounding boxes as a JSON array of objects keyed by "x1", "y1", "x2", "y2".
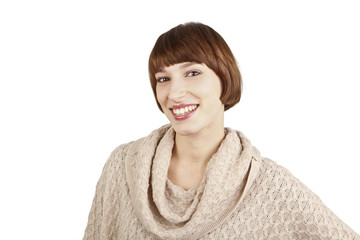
[{"x1": 170, "y1": 104, "x2": 199, "y2": 120}]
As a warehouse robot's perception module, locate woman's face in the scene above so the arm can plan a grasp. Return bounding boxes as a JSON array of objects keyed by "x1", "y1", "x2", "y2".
[{"x1": 155, "y1": 62, "x2": 224, "y2": 137}]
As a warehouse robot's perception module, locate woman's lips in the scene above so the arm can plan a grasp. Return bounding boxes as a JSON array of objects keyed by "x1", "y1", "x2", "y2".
[{"x1": 170, "y1": 104, "x2": 199, "y2": 120}]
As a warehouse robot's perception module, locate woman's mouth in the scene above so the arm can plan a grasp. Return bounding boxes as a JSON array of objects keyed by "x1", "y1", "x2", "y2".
[{"x1": 170, "y1": 104, "x2": 199, "y2": 120}]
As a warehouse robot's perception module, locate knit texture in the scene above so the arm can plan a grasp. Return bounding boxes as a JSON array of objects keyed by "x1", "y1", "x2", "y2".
[{"x1": 83, "y1": 125, "x2": 359, "y2": 240}]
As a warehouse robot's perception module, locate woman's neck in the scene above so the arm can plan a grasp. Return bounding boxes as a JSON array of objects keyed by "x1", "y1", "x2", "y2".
[
  {"x1": 173, "y1": 126, "x2": 225, "y2": 166},
  {"x1": 168, "y1": 125, "x2": 225, "y2": 190}
]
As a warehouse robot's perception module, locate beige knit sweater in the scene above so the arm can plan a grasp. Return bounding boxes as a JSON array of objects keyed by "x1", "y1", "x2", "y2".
[{"x1": 83, "y1": 125, "x2": 359, "y2": 239}]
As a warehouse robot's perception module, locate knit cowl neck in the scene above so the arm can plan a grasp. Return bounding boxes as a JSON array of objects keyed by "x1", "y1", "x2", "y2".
[{"x1": 125, "y1": 125, "x2": 261, "y2": 240}]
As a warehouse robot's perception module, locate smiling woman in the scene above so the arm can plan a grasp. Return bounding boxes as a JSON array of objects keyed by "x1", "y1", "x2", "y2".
[{"x1": 83, "y1": 22, "x2": 360, "y2": 239}]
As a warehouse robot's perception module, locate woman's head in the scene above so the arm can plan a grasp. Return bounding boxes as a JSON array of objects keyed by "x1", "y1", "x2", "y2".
[{"x1": 149, "y1": 22, "x2": 242, "y2": 112}]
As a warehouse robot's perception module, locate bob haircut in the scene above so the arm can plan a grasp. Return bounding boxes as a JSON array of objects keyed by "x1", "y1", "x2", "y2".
[{"x1": 148, "y1": 22, "x2": 242, "y2": 112}]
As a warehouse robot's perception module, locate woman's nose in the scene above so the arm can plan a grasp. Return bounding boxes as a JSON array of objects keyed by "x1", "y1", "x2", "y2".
[{"x1": 168, "y1": 77, "x2": 186, "y2": 102}]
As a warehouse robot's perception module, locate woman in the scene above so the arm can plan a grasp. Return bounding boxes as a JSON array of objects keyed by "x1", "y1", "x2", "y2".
[{"x1": 83, "y1": 22, "x2": 359, "y2": 239}]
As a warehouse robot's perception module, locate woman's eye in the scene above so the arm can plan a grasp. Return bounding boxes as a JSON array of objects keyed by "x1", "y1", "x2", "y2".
[
  {"x1": 187, "y1": 71, "x2": 200, "y2": 77},
  {"x1": 157, "y1": 77, "x2": 169, "y2": 83}
]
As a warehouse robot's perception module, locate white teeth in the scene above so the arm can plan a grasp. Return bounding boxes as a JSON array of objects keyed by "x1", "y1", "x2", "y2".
[{"x1": 171, "y1": 105, "x2": 198, "y2": 116}]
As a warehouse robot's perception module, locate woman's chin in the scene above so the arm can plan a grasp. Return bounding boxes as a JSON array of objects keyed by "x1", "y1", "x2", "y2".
[{"x1": 171, "y1": 123, "x2": 199, "y2": 137}]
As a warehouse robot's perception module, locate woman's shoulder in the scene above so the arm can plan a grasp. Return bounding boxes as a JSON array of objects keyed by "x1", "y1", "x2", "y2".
[
  {"x1": 249, "y1": 157, "x2": 360, "y2": 239},
  {"x1": 258, "y1": 157, "x2": 293, "y2": 178},
  {"x1": 251, "y1": 156, "x2": 327, "y2": 213},
  {"x1": 104, "y1": 124, "x2": 172, "y2": 167},
  {"x1": 96, "y1": 134, "x2": 153, "y2": 185},
  {"x1": 256, "y1": 157, "x2": 315, "y2": 197}
]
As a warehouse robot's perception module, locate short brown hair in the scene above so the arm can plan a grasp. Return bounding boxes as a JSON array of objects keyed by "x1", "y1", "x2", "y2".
[{"x1": 148, "y1": 22, "x2": 242, "y2": 112}]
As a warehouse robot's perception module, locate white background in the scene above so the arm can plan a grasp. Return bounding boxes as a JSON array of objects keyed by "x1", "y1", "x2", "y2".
[{"x1": 1, "y1": 0, "x2": 359, "y2": 239}]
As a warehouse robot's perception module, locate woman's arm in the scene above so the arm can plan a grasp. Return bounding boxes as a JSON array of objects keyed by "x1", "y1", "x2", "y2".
[{"x1": 83, "y1": 145, "x2": 127, "y2": 240}]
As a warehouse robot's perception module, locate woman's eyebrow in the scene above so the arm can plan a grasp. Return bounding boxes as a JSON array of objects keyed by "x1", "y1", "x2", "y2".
[
  {"x1": 180, "y1": 62, "x2": 200, "y2": 69},
  {"x1": 155, "y1": 68, "x2": 167, "y2": 75},
  {"x1": 156, "y1": 62, "x2": 201, "y2": 75},
  {"x1": 156, "y1": 69, "x2": 165, "y2": 74}
]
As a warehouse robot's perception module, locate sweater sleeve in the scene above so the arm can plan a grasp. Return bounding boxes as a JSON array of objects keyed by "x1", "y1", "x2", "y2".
[{"x1": 83, "y1": 144, "x2": 127, "y2": 240}]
